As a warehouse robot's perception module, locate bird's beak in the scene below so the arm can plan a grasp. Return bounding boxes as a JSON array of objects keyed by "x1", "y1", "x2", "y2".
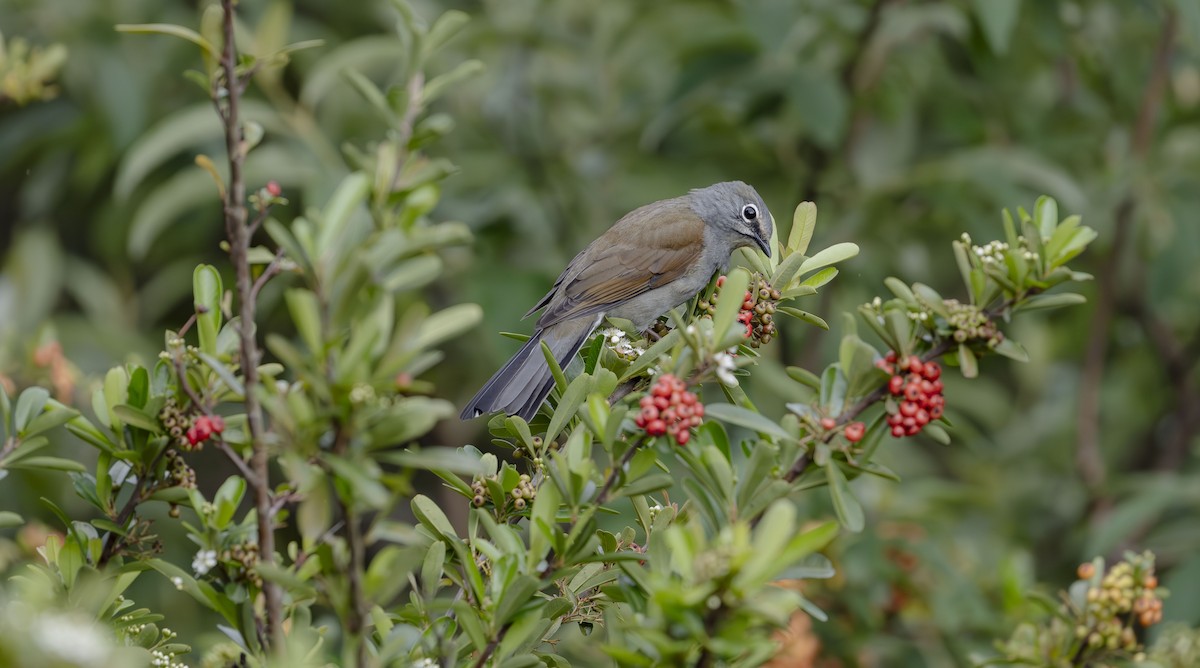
[{"x1": 753, "y1": 231, "x2": 772, "y2": 258}]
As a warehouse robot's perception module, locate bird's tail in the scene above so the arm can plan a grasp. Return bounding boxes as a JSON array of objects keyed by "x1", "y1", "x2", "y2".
[{"x1": 460, "y1": 317, "x2": 598, "y2": 422}]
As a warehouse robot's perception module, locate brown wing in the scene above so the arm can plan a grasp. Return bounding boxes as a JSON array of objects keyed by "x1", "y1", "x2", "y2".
[{"x1": 535, "y1": 200, "x2": 704, "y2": 328}]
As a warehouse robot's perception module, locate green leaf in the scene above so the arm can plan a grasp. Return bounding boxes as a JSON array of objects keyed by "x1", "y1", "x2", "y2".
[
  {"x1": 212, "y1": 476, "x2": 247, "y2": 530},
  {"x1": 422, "y1": 540, "x2": 446, "y2": 598},
  {"x1": 712, "y1": 269, "x2": 750, "y2": 343},
  {"x1": 315, "y1": 172, "x2": 370, "y2": 261},
  {"x1": 704, "y1": 403, "x2": 789, "y2": 441},
  {"x1": 495, "y1": 575, "x2": 541, "y2": 627},
  {"x1": 285, "y1": 288, "x2": 323, "y2": 356},
  {"x1": 196, "y1": 352, "x2": 245, "y2": 397},
  {"x1": 825, "y1": 463, "x2": 864, "y2": 532},
  {"x1": 421, "y1": 10, "x2": 471, "y2": 61},
  {"x1": 546, "y1": 373, "x2": 590, "y2": 446},
  {"x1": 778, "y1": 307, "x2": 829, "y2": 330},
  {"x1": 7, "y1": 456, "x2": 87, "y2": 473},
  {"x1": 193, "y1": 265, "x2": 223, "y2": 356},
  {"x1": 788, "y1": 202, "x2": 818, "y2": 256},
  {"x1": 786, "y1": 366, "x2": 821, "y2": 389},
  {"x1": 992, "y1": 338, "x2": 1029, "y2": 362},
  {"x1": 14, "y1": 387, "x2": 50, "y2": 434},
  {"x1": 21, "y1": 399, "x2": 77, "y2": 439},
  {"x1": 957, "y1": 344, "x2": 979, "y2": 379},
  {"x1": 412, "y1": 494, "x2": 458, "y2": 540},
  {"x1": 923, "y1": 423, "x2": 951, "y2": 445},
  {"x1": 116, "y1": 23, "x2": 219, "y2": 59},
  {"x1": 796, "y1": 242, "x2": 859, "y2": 279},
  {"x1": 411, "y1": 304, "x2": 483, "y2": 351},
  {"x1": 0, "y1": 511, "x2": 23, "y2": 528},
  {"x1": 111, "y1": 405, "x2": 161, "y2": 433},
  {"x1": 1033, "y1": 194, "x2": 1058, "y2": 240},
  {"x1": 1016, "y1": 293, "x2": 1087, "y2": 312},
  {"x1": 620, "y1": 473, "x2": 675, "y2": 497}
]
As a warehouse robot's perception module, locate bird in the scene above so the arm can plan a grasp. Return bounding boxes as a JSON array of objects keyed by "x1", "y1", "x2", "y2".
[{"x1": 460, "y1": 181, "x2": 773, "y2": 421}]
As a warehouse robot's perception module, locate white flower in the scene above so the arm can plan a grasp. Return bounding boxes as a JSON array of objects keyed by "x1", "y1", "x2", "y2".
[
  {"x1": 172, "y1": 576, "x2": 184, "y2": 590},
  {"x1": 192, "y1": 549, "x2": 217, "y2": 576},
  {"x1": 600, "y1": 327, "x2": 625, "y2": 344},
  {"x1": 412, "y1": 659, "x2": 438, "y2": 668},
  {"x1": 714, "y1": 351, "x2": 738, "y2": 387}
]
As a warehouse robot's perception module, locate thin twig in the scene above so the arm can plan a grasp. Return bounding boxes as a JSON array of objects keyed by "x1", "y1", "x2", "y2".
[
  {"x1": 250, "y1": 248, "x2": 287, "y2": 302},
  {"x1": 217, "y1": 0, "x2": 283, "y2": 646}
]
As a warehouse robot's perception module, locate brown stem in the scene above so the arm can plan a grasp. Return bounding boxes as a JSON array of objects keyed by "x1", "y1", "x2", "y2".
[
  {"x1": 98, "y1": 446, "x2": 169, "y2": 567},
  {"x1": 217, "y1": 0, "x2": 282, "y2": 647},
  {"x1": 1074, "y1": 10, "x2": 1176, "y2": 497},
  {"x1": 332, "y1": 421, "x2": 367, "y2": 668}
]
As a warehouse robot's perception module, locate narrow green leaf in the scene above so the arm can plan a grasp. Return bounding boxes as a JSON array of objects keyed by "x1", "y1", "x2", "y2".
[
  {"x1": 193, "y1": 265, "x2": 223, "y2": 356},
  {"x1": 825, "y1": 464, "x2": 864, "y2": 532},
  {"x1": 957, "y1": 344, "x2": 979, "y2": 378},
  {"x1": 796, "y1": 242, "x2": 859, "y2": 278},
  {"x1": 993, "y1": 338, "x2": 1029, "y2": 362},
  {"x1": 786, "y1": 366, "x2": 821, "y2": 390},
  {"x1": 1016, "y1": 293, "x2": 1087, "y2": 312},
  {"x1": 546, "y1": 374, "x2": 589, "y2": 449},
  {"x1": 14, "y1": 387, "x2": 50, "y2": 434},
  {"x1": 412, "y1": 494, "x2": 458, "y2": 540},
  {"x1": 111, "y1": 405, "x2": 161, "y2": 433},
  {"x1": 712, "y1": 269, "x2": 750, "y2": 343},
  {"x1": 285, "y1": 289, "x2": 323, "y2": 356},
  {"x1": 788, "y1": 201, "x2": 818, "y2": 256},
  {"x1": 116, "y1": 23, "x2": 219, "y2": 59},
  {"x1": 1034, "y1": 195, "x2": 1058, "y2": 239},
  {"x1": 704, "y1": 403, "x2": 789, "y2": 441},
  {"x1": 0, "y1": 511, "x2": 24, "y2": 528},
  {"x1": 778, "y1": 307, "x2": 829, "y2": 330}
]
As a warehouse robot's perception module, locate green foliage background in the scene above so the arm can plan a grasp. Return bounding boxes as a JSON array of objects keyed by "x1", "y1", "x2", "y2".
[{"x1": 2, "y1": 0, "x2": 1199, "y2": 664}]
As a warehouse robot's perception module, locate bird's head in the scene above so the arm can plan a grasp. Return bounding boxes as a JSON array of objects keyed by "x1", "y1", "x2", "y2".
[{"x1": 687, "y1": 181, "x2": 773, "y2": 258}]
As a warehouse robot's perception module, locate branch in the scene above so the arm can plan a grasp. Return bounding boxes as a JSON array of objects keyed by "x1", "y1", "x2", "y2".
[
  {"x1": 217, "y1": 0, "x2": 283, "y2": 647},
  {"x1": 1075, "y1": 9, "x2": 1177, "y2": 496}
]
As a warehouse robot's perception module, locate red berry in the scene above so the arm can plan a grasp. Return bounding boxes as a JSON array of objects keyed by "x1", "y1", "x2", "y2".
[
  {"x1": 820, "y1": 418, "x2": 837, "y2": 431},
  {"x1": 904, "y1": 384, "x2": 922, "y2": 402},
  {"x1": 186, "y1": 426, "x2": 202, "y2": 445},
  {"x1": 885, "y1": 351, "x2": 897, "y2": 363},
  {"x1": 675, "y1": 430, "x2": 691, "y2": 446},
  {"x1": 193, "y1": 417, "x2": 213, "y2": 440},
  {"x1": 678, "y1": 405, "x2": 693, "y2": 419},
  {"x1": 654, "y1": 396, "x2": 669, "y2": 411},
  {"x1": 887, "y1": 413, "x2": 903, "y2": 427},
  {"x1": 922, "y1": 362, "x2": 941, "y2": 380},
  {"x1": 646, "y1": 419, "x2": 667, "y2": 436},
  {"x1": 653, "y1": 383, "x2": 672, "y2": 398},
  {"x1": 208, "y1": 415, "x2": 225, "y2": 433},
  {"x1": 902, "y1": 417, "x2": 916, "y2": 429},
  {"x1": 845, "y1": 422, "x2": 865, "y2": 443},
  {"x1": 906, "y1": 424, "x2": 920, "y2": 436},
  {"x1": 693, "y1": 403, "x2": 705, "y2": 418},
  {"x1": 662, "y1": 408, "x2": 677, "y2": 423},
  {"x1": 640, "y1": 396, "x2": 655, "y2": 409},
  {"x1": 888, "y1": 376, "x2": 904, "y2": 395},
  {"x1": 265, "y1": 181, "x2": 282, "y2": 197},
  {"x1": 907, "y1": 356, "x2": 922, "y2": 373},
  {"x1": 717, "y1": 276, "x2": 726, "y2": 287},
  {"x1": 891, "y1": 425, "x2": 906, "y2": 438},
  {"x1": 899, "y1": 401, "x2": 917, "y2": 417},
  {"x1": 914, "y1": 409, "x2": 930, "y2": 426},
  {"x1": 932, "y1": 379, "x2": 944, "y2": 394},
  {"x1": 929, "y1": 405, "x2": 944, "y2": 419},
  {"x1": 920, "y1": 380, "x2": 935, "y2": 396},
  {"x1": 640, "y1": 407, "x2": 659, "y2": 423}
]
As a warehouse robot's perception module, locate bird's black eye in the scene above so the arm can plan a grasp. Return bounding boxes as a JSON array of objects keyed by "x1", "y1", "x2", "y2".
[{"x1": 741, "y1": 204, "x2": 758, "y2": 222}]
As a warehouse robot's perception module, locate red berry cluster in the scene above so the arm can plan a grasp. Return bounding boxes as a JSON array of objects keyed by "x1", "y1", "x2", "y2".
[
  {"x1": 636, "y1": 374, "x2": 704, "y2": 446},
  {"x1": 186, "y1": 414, "x2": 226, "y2": 449},
  {"x1": 878, "y1": 352, "x2": 944, "y2": 438}
]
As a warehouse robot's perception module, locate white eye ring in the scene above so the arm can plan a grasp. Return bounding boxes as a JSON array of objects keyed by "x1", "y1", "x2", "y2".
[{"x1": 741, "y1": 204, "x2": 758, "y2": 222}]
